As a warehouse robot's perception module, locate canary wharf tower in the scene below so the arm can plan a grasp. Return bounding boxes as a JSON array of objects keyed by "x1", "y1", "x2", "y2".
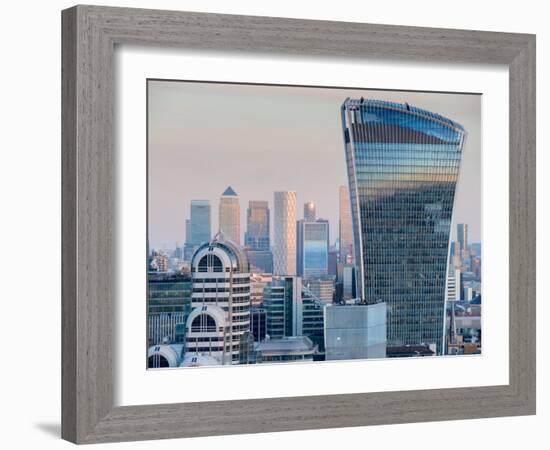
[{"x1": 341, "y1": 98, "x2": 465, "y2": 354}]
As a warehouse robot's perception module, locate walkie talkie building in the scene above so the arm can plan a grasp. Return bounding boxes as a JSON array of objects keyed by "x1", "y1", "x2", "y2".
[{"x1": 341, "y1": 98, "x2": 466, "y2": 354}]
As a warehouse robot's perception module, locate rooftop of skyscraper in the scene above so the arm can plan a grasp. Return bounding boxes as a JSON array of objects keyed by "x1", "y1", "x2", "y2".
[{"x1": 222, "y1": 186, "x2": 238, "y2": 196}]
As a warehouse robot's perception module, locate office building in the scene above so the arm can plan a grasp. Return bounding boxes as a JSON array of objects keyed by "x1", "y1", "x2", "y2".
[
  {"x1": 303, "y1": 201, "x2": 316, "y2": 221},
  {"x1": 264, "y1": 276, "x2": 325, "y2": 351},
  {"x1": 337, "y1": 263, "x2": 355, "y2": 300},
  {"x1": 147, "y1": 344, "x2": 185, "y2": 368},
  {"x1": 305, "y1": 278, "x2": 334, "y2": 304},
  {"x1": 250, "y1": 307, "x2": 267, "y2": 342},
  {"x1": 457, "y1": 223, "x2": 468, "y2": 251},
  {"x1": 219, "y1": 186, "x2": 241, "y2": 245},
  {"x1": 249, "y1": 273, "x2": 272, "y2": 306},
  {"x1": 186, "y1": 233, "x2": 251, "y2": 365},
  {"x1": 301, "y1": 285, "x2": 326, "y2": 351},
  {"x1": 254, "y1": 336, "x2": 315, "y2": 364},
  {"x1": 189, "y1": 200, "x2": 211, "y2": 245},
  {"x1": 183, "y1": 219, "x2": 194, "y2": 261},
  {"x1": 296, "y1": 219, "x2": 329, "y2": 279},
  {"x1": 341, "y1": 98, "x2": 465, "y2": 354},
  {"x1": 339, "y1": 185, "x2": 354, "y2": 264},
  {"x1": 328, "y1": 249, "x2": 338, "y2": 278},
  {"x1": 246, "y1": 250, "x2": 273, "y2": 274},
  {"x1": 147, "y1": 271, "x2": 192, "y2": 345},
  {"x1": 150, "y1": 254, "x2": 169, "y2": 272},
  {"x1": 447, "y1": 268, "x2": 462, "y2": 302},
  {"x1": 273, "y1": 191, "x2": 297, "y2": 276},
  {"x1": 264, "y1": 276, "x2": 302, "y2": 339},
  {"x1": 324, "y1": 302, "x2": 387, "y2": 360},
  {"x1": 245, "y1": 200, "x2": 270, "y2": 250}
]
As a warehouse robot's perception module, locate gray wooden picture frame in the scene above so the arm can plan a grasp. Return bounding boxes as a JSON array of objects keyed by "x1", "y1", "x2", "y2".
[{"x1": 61, "y1": 4, "x2": 536, "y2": 444}]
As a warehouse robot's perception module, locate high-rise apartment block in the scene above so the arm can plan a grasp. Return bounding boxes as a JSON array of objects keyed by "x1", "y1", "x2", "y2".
[{"x1": 342, "y1": 98, "x2": 465, "y2": 354}]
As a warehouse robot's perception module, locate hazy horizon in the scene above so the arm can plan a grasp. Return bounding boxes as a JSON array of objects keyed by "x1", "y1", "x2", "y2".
[{"x1": 148, "y1": 80, "x2": 482, "y2": 251}]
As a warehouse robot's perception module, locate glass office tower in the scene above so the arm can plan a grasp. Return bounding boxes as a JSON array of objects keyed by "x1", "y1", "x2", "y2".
[
  {"x1": 296, "y1": 219, "x2": 330, "y2": 279},
  {"x1": 245, "y1": 200, "x2": 270, "y2": 250},
  {"x1": 189, "y1": 200, "x2": 211, "y2": 245},
  {"x1": 341, "y1": 98, "x2": 465, "y2": 354}
]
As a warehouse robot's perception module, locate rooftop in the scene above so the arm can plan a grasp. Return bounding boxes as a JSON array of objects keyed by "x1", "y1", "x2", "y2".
[
  {"x1": 222, "y1": 186, "x2": 237, "y2": 196},
  {"x1": 255, "y1": 336, "x2": 315, "y2": 354},
  {"x1": 342, "y1": 97, "x2": 465, "y2": 132}
]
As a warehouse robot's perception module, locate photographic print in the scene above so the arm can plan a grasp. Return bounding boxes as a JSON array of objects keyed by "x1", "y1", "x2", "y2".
[{"x1": 147, "y1": 80, "x2": 482, "y2": 369}]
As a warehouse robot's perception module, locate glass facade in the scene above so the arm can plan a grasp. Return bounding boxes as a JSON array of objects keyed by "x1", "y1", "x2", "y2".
[
  {"x1": 245, "y1": 200, "x2": 270, "y2": 250},
  {"x1": 297, "y1": 220, "x2": 329, "y2": 279},
  {"x1": 273, "y1": 192, "x2": 297, "y2": 276},
  {"x1": 301, "y1": 288, "x2": 325, "y2": 352},
  {"x1": 264, "y1": 276, "x2": 325, "y2": 352},
  {"x1": 264, "y1": 283, "x2": 286, "y2": 339},
  {"x1": 341, "y1": 98, "x2": 465, "y2": 354},
  {"x1": 246, "y1": 250, "x2": 274, "y2": 274}
]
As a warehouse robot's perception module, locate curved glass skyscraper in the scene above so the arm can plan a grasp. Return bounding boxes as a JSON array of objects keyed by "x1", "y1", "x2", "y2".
[{"x1": 341, "y1": 98, "x2": 466, "y2": 354}]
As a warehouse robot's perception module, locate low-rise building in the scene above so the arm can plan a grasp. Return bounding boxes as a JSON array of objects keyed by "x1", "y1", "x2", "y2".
[{"x1": 254, "y1": 336, "x2": 315, "y2": 364}]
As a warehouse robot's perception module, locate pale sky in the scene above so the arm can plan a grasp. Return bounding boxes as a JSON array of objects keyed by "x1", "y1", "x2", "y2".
[{"x1": 148, "y1": 80, "x2": 481, "y2": 250}]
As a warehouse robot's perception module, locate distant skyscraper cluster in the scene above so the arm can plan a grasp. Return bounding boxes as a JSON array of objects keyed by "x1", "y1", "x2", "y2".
[{"x1": 446, "y1": 222, "x2": 482, "y2": 355}]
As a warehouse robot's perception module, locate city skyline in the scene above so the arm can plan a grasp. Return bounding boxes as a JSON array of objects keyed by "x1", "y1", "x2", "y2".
[
  {"x1": 148, "y1": 81, "x2": 481, "y2": 250},
  {"x1": 147, "y1": 90, "x2": 483, "y2": 367}
]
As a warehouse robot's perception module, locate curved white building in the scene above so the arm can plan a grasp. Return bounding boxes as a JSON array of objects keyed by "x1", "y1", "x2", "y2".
[{"x1": 188, "y1": 233, "x2": 251, "y2": 364}]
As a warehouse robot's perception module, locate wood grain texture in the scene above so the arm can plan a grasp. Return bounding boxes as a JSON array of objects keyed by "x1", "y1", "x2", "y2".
[{"x1": 61, "y1": 4, "x2": 536, "y2": 444}]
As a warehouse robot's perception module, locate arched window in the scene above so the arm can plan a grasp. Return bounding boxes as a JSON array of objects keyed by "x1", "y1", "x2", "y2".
[
  {"x1": 148, "y1": 354, "x2": 169, "y2": 368},
  {"x1": 198, "y1": 254, "x2": 224, "y2": 272},
  {"x1": 191, "y1": 313, "x2": 217, "y2": 332}
]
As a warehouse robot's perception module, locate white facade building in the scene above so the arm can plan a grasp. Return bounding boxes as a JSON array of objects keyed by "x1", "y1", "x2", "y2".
[
  {"x1": 186, "y1": 234, "x2": 251, "y2": 365},
  {"x1": 273, "y1": 191, "x2": 297, "y2": 276},
  {"x1": 447, "y1": 268, "x2": 462, "y2": 302}
]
